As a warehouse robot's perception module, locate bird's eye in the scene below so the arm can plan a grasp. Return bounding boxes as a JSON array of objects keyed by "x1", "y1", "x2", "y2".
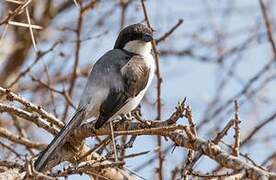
[{"x1": 142, "y1": 34, "x2": 153, "y2": 42}]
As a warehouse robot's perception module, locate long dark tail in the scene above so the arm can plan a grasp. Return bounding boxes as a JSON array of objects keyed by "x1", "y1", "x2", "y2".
[{"x1": 34, "y1": 108, "x2": 85, "y2": 171}]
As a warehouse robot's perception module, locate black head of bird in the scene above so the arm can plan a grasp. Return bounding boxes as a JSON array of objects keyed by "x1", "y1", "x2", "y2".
[{"x1": 114, "y1": 23, "x2": 153, "y2": 50}]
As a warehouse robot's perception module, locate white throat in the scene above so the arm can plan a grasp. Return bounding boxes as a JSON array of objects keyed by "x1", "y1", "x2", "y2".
[{"x1": 123, "y1": 40, "x2": 152, "y2": 56}]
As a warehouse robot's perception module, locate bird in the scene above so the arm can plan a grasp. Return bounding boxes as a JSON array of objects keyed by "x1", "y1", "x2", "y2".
[{"x1": 34, "y1": 23, "x2": 155, "y2": 171}]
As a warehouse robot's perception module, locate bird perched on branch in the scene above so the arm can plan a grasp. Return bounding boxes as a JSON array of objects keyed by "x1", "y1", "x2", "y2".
[{"x1": 34, "y1": 23, "x2": 155, "y2": 171}]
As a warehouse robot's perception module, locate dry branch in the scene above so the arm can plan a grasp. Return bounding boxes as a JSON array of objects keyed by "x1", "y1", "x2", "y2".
[
  {"x1": 0, "y1": 86, "x2": 64, "y2": 129},
  {"x1": 232, "y1": 100, "x2": 241, "y2": 156},
  {"x1": 0, "y1": 87, "x2": 274, "y2": 179},
  {"x1": 0, "y1": 103, "x2": 59, "y2": 135},
  {"x1": 0, "y1": 127, "x2": 46, "y2": 150},
  {"x1": 140, "y1": 1, "x2": 164, "y2": 179}
]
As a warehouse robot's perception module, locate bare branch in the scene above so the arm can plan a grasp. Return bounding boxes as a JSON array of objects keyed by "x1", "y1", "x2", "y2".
[
  {"x1": 156, "y1": 19, "x2": 184, "y2": 44},
  {"x1": 232, "y1": 100, "x2": 241, "y2": 156},
  {"x1": 0, "y1": 127, "x2": 46, "y2": 149}
]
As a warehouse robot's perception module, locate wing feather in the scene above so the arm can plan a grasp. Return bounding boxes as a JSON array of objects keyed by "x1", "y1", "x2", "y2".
[{"x1": 94, "y1": 55, "x2": 150, "y2": 129}]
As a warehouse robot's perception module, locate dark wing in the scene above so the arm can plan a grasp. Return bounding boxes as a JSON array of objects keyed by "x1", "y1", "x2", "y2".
[{"x1": 94, "y1": 55, "x2": 150, "y2": 129}]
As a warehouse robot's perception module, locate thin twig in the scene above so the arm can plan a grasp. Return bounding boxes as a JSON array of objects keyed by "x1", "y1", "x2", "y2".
[
  {"x1": 25, "y1": 7, "x2": 37, "y2": 51},
  {"x1": 259, "y1": 0, "x2": 276, "y2": 59},
  {"x1": 63, "y1": 4, "x2": 83, "y2": 120},
  {"x1": 140, "y1": 1, "x2": 163, "y2": 179},
  {"x1": 73, "y1": 0, "x2": 80, "y2": 8},
  {"x1": 78, "y1": 137, "x2": 111, "y2": 162},
  {"x1": 183, "y1": 119, "x2": 235, "y2": 174},
  {"x1": 8, "y1": 21, "x2": 42, "y2": 29},
  {"x1": 241, "y1": 110, "x2": 276, "y2": 146},
  {"x1": 182, "y1": 150, "x2": 194, "y2": 179},
  {"x1": 0, "y1": 127, "x2": 46, "y2": 150},
  {"x1": 110, "y1": 121, "x2": 118, "y2": 162},
  {"x1": 0, "y1": 0, "x2": 32, "y2": 25},
  {"x1": 156, "y1": 19, "x2": 184, "y2": 44},
  {"x1": 0, "y1": 103, "x2": 59, "y2": 135},
  {"x1": 7, "y1": 42, "x2": 59, "y2": 88},
  {"x1": 5, "y1": 0, "x2": 24, "y2": 4},
  {"x1": 185, "y1": 105, "x2": 197, "y2": 137},
  {"x1": 167, "y1": 97, "x2": 186, "y2": 125},
  {"x1": 232, "y1": 100, "x2": 241, "y2": 156},
  {"x1": 29, "y1": 75, "x2": 75, "y2": 109},
  {"x1": 0, "y1": 86, "x2": 64, "y2": 129}
]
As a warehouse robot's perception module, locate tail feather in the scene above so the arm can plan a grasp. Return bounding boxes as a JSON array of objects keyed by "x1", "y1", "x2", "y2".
[
  {"x1": 34, "y1": 108, "x2": 85, "y2": 171},
  {"x1": 94, "y1": 114, "x2": 107, "y2": 129}
]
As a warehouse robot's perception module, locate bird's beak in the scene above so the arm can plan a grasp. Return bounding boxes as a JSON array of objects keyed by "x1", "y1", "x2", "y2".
[{"x1": 142, "y1": 34, "x2": 153, "y2": 42}]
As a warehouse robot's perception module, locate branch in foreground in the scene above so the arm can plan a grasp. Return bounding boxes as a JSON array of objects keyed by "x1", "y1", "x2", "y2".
[
  {"x1": 1, "y1": 87, "x2": 275, "y2": 179},
  {"x1": 0, "y1": 86, "x2": 63, "y2": 129},
  {"x1": 0, "y1": 127, "x2": 46, "y2": 150},
  {"x1": 75, "y1": 119, "x2": 275, "y2": 179},
  {"x1": 0, "y1": 103, "x2": 59, "y2": 135}
]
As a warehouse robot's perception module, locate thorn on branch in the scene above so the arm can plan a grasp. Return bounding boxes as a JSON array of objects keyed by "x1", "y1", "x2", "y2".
[{"x1": 167, "y1": 97, "x2": 187, "y2": 124}]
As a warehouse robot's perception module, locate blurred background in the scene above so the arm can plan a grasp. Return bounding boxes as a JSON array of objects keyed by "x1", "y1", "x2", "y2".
[{"x1": 0, "y1": 0, "x2": 275, "y2": 179}]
